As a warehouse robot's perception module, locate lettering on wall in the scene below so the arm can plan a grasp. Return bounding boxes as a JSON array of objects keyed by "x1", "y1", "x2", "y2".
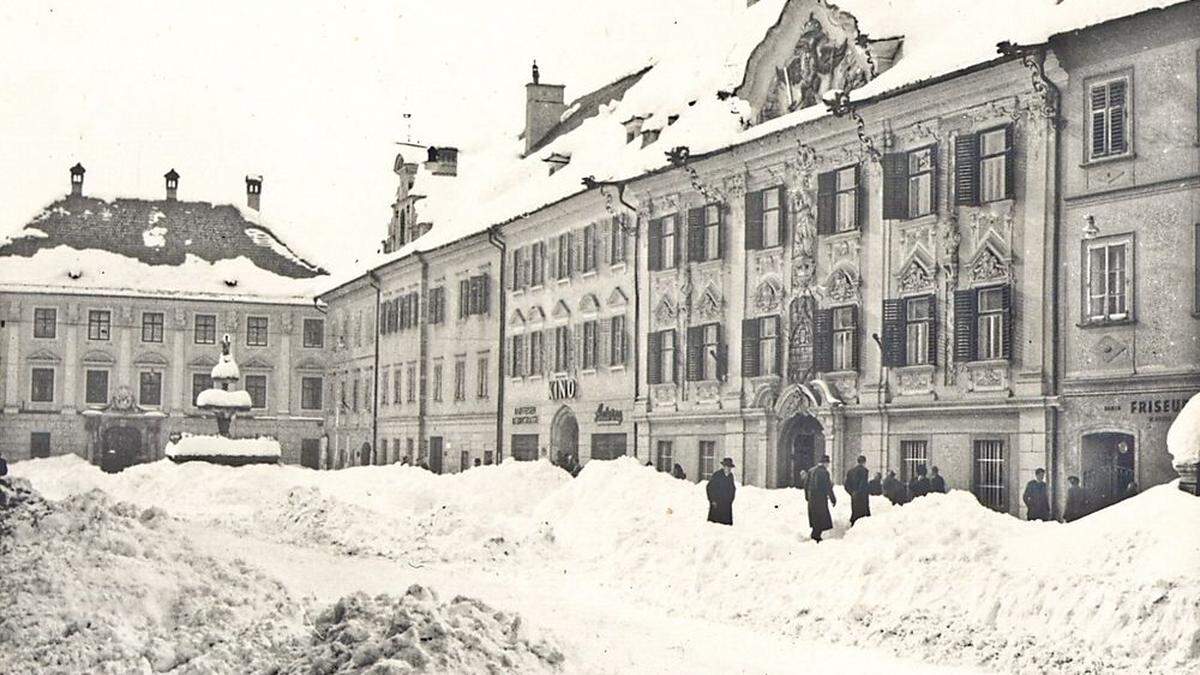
[
  {"x1": 512, "y1": 405, "x2": 538, "y2": 425},
  {"x1": 594, "y1": 403, "x2": 623, "y2": 425},
  {"x1": 549, "y1": 377, "x2": 577, "y2": 401}
]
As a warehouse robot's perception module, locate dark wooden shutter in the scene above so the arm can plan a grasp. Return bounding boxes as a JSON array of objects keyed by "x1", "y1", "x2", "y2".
[
  {"x1": 686, "y1": 325, "x2": 703, "y2": 381},
  {"x1": 955, "y1": 133, "x2": 980, "y2": 206},
  {"x1": 459, "y1": 279, "x2": 469, "y2": 319},
  {"x1": 744, "y1": 191, "x2": 763, "y2": 250},
  {"x1": 1090, "y1": 84, "x2": 1108, "y2": 158},
  {"x1": 776, "y1": 186, "x2": 788, "y2": 245},
  {"x1": 510, "y1": 250, "x2": 520, "y2": 290},
  {"x1": 671, "y1": 217, "x2": 681, "y2": 268},
  {"x1": 687, "y1": 207, "x2": 704, "y2": 262},
  {"x1": 849, "y1": 305, "x2": 861, "y2": 371},
  {"x1": 481, "y1": 275, "x2": 491, "y2": 314},
  {"x1": 741, "y1": 318, "x2": 760, "y2": 377},
  {"x1": 816, "y1": 171, "x2": 836, "y2": 234},
  {"x1": 716, "y1": 323, "x2": 728, "y2": 381},
  {"x1": 1109, "y1": 80, "x2": 1128, "y2": 154},
  {"x1": 927, "y1": 294, "x2": 939, "y2": 366},
  {"x1": 566, "y1": 231, "x2": 576, "y2": 276},
  {"x1": 929, "y1": 144, "x2": 940, "y2": 216},
  {"x1": 1003, "y1": 125, "x2": 1016, "y2": 201},
  {"x1": 954, "y1": 289, "x2": 977, "y2": 362},
  {"x1": 648, "y1": 330, "x2": 662, "y2": 384},
  {"x1": 881, "y1": 298, "x2": 906, "y2": 367},
  {"x1": 813, "y1": 309, "x2": 833, "y2": 373},
  {"x1": 882, "y1": 153, "x2": 908, "y2": 220},
  {"x1": 854, "y1": 165, "x2": 867, "y2": 231},
  {"x1": 669, "y1": 330, "x2": 680, "y2": 384},
  {"x1": 1000, "y1": 284, "x2": 1013, "y2": 360},
  {"x1": 648, "y1": 218, "x2": 663, "y2": 271},
  {"x1": 716, "y1": 206, "x2": 726, "y2": 260},
  {"x1": 773, "y1": 315, "x2": 784, "y2": 376},
  {"x1": 549, "y1": 235, "x2": 560, "y2": 279}
]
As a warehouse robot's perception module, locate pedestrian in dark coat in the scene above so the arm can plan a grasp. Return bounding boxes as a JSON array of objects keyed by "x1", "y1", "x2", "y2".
[
  {"x1": 844, "y1": 455, "x2": 871, "y2": 526},
  {"x1": 671, "y1": 463, "x2": 687, "y2": 481},
  {"x1": 1023, "y1": 468, "x2": 1052, "y2": 521},
  {"x1": 929, "y1": 466, "x2": 947, "y2": 494},
  {"x1": 0, "y1": 454, "x2": 8, "y2": 478},
  {"x1": 805, "y1": 455, "x2": 837, "y2": 541},
  {"x1": 867, "y1": 472, "x2": 883, "y2": 496},
  {"x1": 1063, "y1": 475, "x2": 1087, "y2": 522},
  {"x1": 706, "y1": 458, "x2": 736, "y2": 525},
  {"x1": 882, "y1": 470, "x2": 906, "y2": 505},
  {"x1": 909, "y1": 464, "x2": 931, "y2": 499}
]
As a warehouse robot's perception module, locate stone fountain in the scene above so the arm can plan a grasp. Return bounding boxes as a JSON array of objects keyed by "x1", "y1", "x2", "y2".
[{"x1": 197, "y1": 334, "x2": 252, "y2": 436}]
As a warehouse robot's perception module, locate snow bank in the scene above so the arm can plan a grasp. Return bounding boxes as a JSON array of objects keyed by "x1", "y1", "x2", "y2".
[
  {"x1": 195, "y1": 388, "x2": 250, "y2": 408},
  {"x1": 279, "y1": 585, "x2": 564, "y2": 674},
  {"x1": 1167, "y1": 391, "x2": 1200, "y2": 467},
  {"x1": 164, "y1": 435, "x2": 281, "y2": 459}
]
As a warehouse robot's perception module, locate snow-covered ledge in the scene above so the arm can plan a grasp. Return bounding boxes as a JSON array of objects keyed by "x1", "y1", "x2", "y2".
[{"x1": 1167, "y1": 392, "x2": 1200, "y2": 495}]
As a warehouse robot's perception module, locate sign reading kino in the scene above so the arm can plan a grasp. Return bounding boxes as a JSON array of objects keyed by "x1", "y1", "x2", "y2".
[{"x1": 549, "y1": 377, "x2": 577, "y2": 401}]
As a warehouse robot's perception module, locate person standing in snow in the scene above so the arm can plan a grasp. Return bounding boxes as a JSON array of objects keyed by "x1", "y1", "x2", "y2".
[
  {"x1": 805, "y1": 455, "x2": 836, "y2": 541},
  {"x1": 843, "y1": 455, "x2": 871, "y2": 526},
  {"x1": 909, "y1": 464, "x2": 931, "y2": 499},
  {"x1": 1063, "y1": 475, "x2": 1087, "y2": 522},
  {"x1": 672, "y1": 463, "x2": 687, "y2": 480},
  {"x1": 882, "y1": 470, "x2": 906, "y2": 505},
  {"x1": 929, "y1": 466, "x2": 947, "y2": 494},
  {"x1": 706, "y1": 458, "x2": 736, "y2": 525},
  {"x1": 867, "y1": 471, "x2": 883, "y2": 496},
  {"x1": 1022, "y1": 468, "x2": 1052, "y2": 521}
]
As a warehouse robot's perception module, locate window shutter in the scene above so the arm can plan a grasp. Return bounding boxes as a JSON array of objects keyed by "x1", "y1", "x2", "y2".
[
  {"x1": 685, "y1": 325, "x2": 702, "y2": 381},
  {"x1": 849, "y1": 305, "x2": 861, "y2": 372},
  {"x1": 1109, "y1": 80, "x2": 1128, "y2": 155},
  {"x1": 744, "y1": 191, "x2": 763, "y2": 250},
  {"x1": 953, "y1": 289, "x2": 977, "y2": 362},
  {"x1": 648, "y1": 331, "x2": 662, "y2": 384},
  {"x1": 510, "y1": 250, "x2": 520, "y2": 291},
  {"x1": 716, "y1": 324, "x2": 728, "y2": 381},
  {"x1": 649, "y1": 218, "x2": 663, "y2": 271},
  {"x1": 882, "y1": 153, "x2": 908, "y2": 220},
  {"x1": 716, "y1": 206, "x2": 726, "y2": 260},
  {"x1": 813, "y1": 309, "x2": 834, "y2": 373},
  {"x1": 670, "y1": 330, "x2": 680, "y2": 384},
  {"x1": 598, "y1": 317, "x2": 610, "y2": 371},
  {"x1": 548, "y1": 235, "x2": 560, "y2": 279},
  {"x1": 1000, "y1": 284, "x2": 1013, "y2": 361},
  {"x1": 600, "y1": 219, "x2": 611, "y2": 267},
  {"x1": 881, "y1": 298, "x2": 906, "y2": 367},
  {"x1": 741, "y1": 318, "x2": 760, "y2": 377},
  {"x1": 542, "y1": 328, "x2": 551, "y2": 374},
  {"x1": 816, "y1": 171, "x2": 836, "y2": 235},
  {"x1": 930, "y1": 144, "x2": 940, "y2": 216},
  {"x1": 1090, "y1": 84, "x2": 1108, "y2": 159},
  {"x1": 927, "y1": 294, "x2": 939, "y2": 366},
  {"x1": 777, "y1": 186, "x2": 788, "y2": 245},
  {"x1": 773, "y1": 315, "x2": 784, "y2": 377},
  {"x1": 459, "y1": 279, "x2": 469, "y2": 319},
  {"x1": 1003, "y1": 125, "x2": 1016, "y2": 201},
  {"x1": 687, "y1": 207, "x2": 704, "y2": 262},
  {"x1": 954, "y1": 133, "x2": 980, "y2": 206},
  {"x1": 854, "y1": 165, "x2": 867, "y2": 231},
  {"x1": 671, "y1": 217, "x2": 682, "y2": 268},
  {"x1": 573, "y1": 324, "x2": 583, "y2": 372}
]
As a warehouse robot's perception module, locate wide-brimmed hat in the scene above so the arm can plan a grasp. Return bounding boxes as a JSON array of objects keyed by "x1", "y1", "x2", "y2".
[
  {"x1": 820, "y1": 454, "x2": 831, "y2": 463},
  {"x1": 721, "y1": 457, "x2": 735, "y2": 467}
]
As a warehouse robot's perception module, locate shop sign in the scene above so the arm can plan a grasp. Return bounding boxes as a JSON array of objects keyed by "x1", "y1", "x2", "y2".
[
  {"x1": 549, "y1": 377, "x2": 577, "y2": 401},
  {"x1": 512, "y1": 405, "x2": 538, "y2": 425},
  {"x1": 594, "y1": 403, "x2": 623, "y2": 425}
]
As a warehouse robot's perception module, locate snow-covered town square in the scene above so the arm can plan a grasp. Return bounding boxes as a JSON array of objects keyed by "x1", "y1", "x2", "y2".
[{"x1": 2, "y1": 0, "x2": 1199, "y2": 673}]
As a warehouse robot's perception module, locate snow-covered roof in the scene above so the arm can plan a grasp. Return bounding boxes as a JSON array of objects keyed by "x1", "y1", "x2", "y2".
[
  {"x1": 323, "y1": 0, "x2": 1187, "y2": 297},
  {"x1": 0, "y1": 194, "x2": 330, "y2": 305}
]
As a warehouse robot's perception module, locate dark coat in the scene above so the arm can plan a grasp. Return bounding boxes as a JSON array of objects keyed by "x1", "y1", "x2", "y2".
[
  {"x1": 882, "y1": 476, "x2": 907, "y2": 505},
  {"x1": 1063, "y1": 485, "x2": 1088, "y2": 522},
  {"x1": 0, "y1": 456, "x2": 7, "y2": 477},
  {"x1": 930, "y1": 475, "x2": 947, "y2": 494},
  {"x1": 909, "y1": 476, "x2": 930, "y2": 499},
  {"x1": 867, "y1": 477, "x2": 882, "y2": 496},
  {"x1": 706, "y1": 470, "x2": 736, "y2": 525},
  {"x1": 672, "y1": 466, "x2": 687, "y2": 481},
  {"x1": 1023, "y1": 479, "x2": 1052, "y2": 521},
  {"x1": 844, "y1": 464, "x2": 871, "y2": 524},
  {"x1": 805, "y1": 465, "x2": 836, "y2": 534}
]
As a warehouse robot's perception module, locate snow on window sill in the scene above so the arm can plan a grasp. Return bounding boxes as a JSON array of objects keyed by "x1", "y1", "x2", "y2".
[
  {"x1": 895, "y1": 363, "x2": 936, "y2": 373},
  {"x1": 1077, "y1": 316, "x2": 1135, "y2": 328},
  {"x1": 581, "y1": 270, "x2": 597, "y2": 279},
  {"x1": 609, "y1": 261, "x2": 628, "y2": 271},
  {"x1": 581, "y1": 368, "x2": 598, "y2": 376},
  {"x1": 608, "y1": 364, "x2": 626, "y2": 372},
  {"x1": 1080, "y1": 151, "x2": 1136, "y2": 168}
]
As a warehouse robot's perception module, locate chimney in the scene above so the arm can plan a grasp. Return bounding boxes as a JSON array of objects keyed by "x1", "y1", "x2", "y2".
[
  {"x1": 245, "y1": 175, "x2": 262, "y2": 211},
  {"x1": 424, "y1": 146, "x2": 458, "y2": 177},
  {"x1": 524, "y1": 61, "x2": 566, "y2": 155},
  {"x1": 164, "y1": 169, "x2": 180, "y2": 201},
  {"x1": 69, "y1": 163, "x2": 86, "y2": 197}
]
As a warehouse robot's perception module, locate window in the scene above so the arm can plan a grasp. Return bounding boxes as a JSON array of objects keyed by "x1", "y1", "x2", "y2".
[
  {"x1": 900, "y1": 439, "x2": 928, "y2": 482},
  {"x1": 194, "y1": 314, "x2": 217, "y2": 344},
  {"x1": 33, "y1": 308, "x2": 56, "y2": 339},
  {"x1": 245, "y1": 374, "x2": 267, "y2": 409},
  {"x1": 834, "y1": 167, "x2": 859, "y2": 232},
  {"x1": 303, "y1": 318, "x2": 324, "y2": 348},
  {"x1": 529, "y1": 331, "x2": 545, "y2": 376},
  {"x1": 192, "y1": 373, "x2": 212, "y2": 407},
  {"x1": 688, "y1": 204, "x2": 723, "y2": 262},
  {"x1": 686, "y1": 322, "x2": 722, "y2": 381},
  {"x1": 882, "y1": 295, "x2": 937, "y2": 367},
  {"x1": 460, "y1": 275, "x2": 490, "y2": 317},
  {"x1": 955, "y1": 126, "x2": 1014, "y2": 205},
  {"x1": 591, "y1": 433, "x2": 628, "y2": 461},
  {"x1": 85, "y1": 369, "x2": 109, "y2": 405},
  {"x1": 581, "y1": 223, "x2": 597, "y2": 273},
  {"x1": 973, "y1": 439, "x2": 1006, "y2": 512},
  {"x1": 301, "y1": 376, "x2": 323, "y2": 410},
  {"x1": 649, "y1": 214, "x2": 678, "y2": 270},
  {"x1": 832, "y1": 306, "x2": 857, "y2": 371},
  {"x1": 512, "y1": 248, "x2": 526, "y2": 291},
  {"x1": 380, "y1": 370, "x2": 390, "y2": 405},
  {"x1": 648, "y1": 329, "x2": 676, "y2": 384},
  {"x1": 656, "y1": 440, "x2": 673, "y2": 473},
  {"x1": 511, "y1": 434, "x2": 539, "y2": 461},
  {"x1": 392, "y1": 366, "x2": 402, "y2": 405},
  {"x1": 352, "y1": 377, "x2": 360, "y2": 411},
  {"x1": 742, "y1": 315, "x2": 780, "y2": 377},
  {"x1": 454, "y1": 358, "x2": 466, "y2": 401},
  {"x1": 746, "y1": 187, "x2": 785, "y2": 249},
  {"x1": 1088, "y1": 76, "x2": 1130, "y2": 161},
  {"x1": 30, "y1": 367, "x2": 54, "y2": 402},
  {"x1": 610, "y1": 217, "x2": 627, "y2": 264},
  {"x1": 531, "y1": 242, "x2": 546, "y2": 286},
  {"x1": 1084, "y1": 236, "x2": 1132, "y2": 323},
  {"x1": 609, "y1": 315, "x2": 626, "y2": 367},
  {"x1": 432, "y1": 361, "x2": 444, "y2": 401},
  {"x1": 428, "y1": 287, "x2": 445, "y2": 325},
  {"x1": 476, "y1": 354, "x2": 489, "y2": 399},
  {"x1": 138, "y1": 371, "x2": 162, "y2": 406},
  {"x1": 557, "y1": 232, "x2": 573, "y2": 279},
  {"x1": 30, "y1": 432, "x2": 51, "y2": 459},
  {"x1": 816, "y1": 167, "x2": 861, "y2": 234},
  {"x1": 884, "y1": 146, "x2": 937, "y2": 220},
  {"x1": 954, "y1": 285, "x2": 1011, "y2": 362},
  {"x1": 246, "y1": 316, "x2": 269, "y2": 347},
  {"x1": 905, "y1": 297, "x2": 933, "y2": 366},
  {"x1": 141, "y1": 312, "x2": 164, "y2": 343},
  {"x1": 88, "y1": 310, "x2": 111, "y2": 341},
  {"x1": 511, "y1": 334, "x2": 525, "y2": 377},
  {"x1": 699, "y1": 440, "x2": 716, "y2": 477},
  {"x1": 407, "y1": 362, "x2": 417, "y2": 403},
  {"x1": 582, "y1": 320, "x2": 598, "y2": 370},
  {"x1": 554, "y1": 326, "x2": 571, "y2": 373}
]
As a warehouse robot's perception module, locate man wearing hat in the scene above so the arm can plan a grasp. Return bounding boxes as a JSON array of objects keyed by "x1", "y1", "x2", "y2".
[
  {"x1": 805, "y1": 454, "x2": 837, "y2": 541},
  {"x1": 706, "y1": 457, "x2": 737, "y2": 525},
  {"x1": 843, "y1": 454, "x2": 871, "y2": 526}
]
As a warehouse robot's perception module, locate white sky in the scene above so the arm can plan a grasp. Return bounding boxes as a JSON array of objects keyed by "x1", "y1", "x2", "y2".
[{"x1": 0, "y1": 0, "x2": 739, "y2": 272}]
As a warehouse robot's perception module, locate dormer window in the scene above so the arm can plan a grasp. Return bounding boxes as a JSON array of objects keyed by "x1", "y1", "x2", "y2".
[
  {"x1": 641, "y1": 129, "x2": 661, "y2": 148},
  {"x1": 544, "y1": 152, "x2": 571, "y2": 176}
]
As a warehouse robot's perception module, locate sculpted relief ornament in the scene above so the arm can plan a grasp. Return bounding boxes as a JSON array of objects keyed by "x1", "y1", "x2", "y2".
[
  {"x1": 754, "y1": 278, "x2": 784, "y2": 314},
  {"x1": 759, "y1": 12, "x2": 871, "y2": 122},
  {"x1": 826, "y1": 269, "x2": 860, "y2": 304},
  {"x1": 898, "y1": 260, "x2": 935, "y2": 294}
]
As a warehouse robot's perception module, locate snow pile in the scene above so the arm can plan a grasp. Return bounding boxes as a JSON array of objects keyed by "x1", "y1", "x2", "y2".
[
  {"x1": 279, "y1": 585, "x2": 564, "y2": 674},
  {"x1": 1167, "y1": 391, "x2": 1200, "y2": 467},
  {"x1": 0, "y1": 482, "x2": 306, "y2": 673},
  {"x1": 195, "y1": 388, "x2": 251, "y2": 408},
  {"x1": 164, "y1": 435, "x2": 281, "y2": 460},
  {"x1": 211, "y1": 352, "x2": 242, "y2": 380},
  {"x1": 141, "y1": 225, "x2": 167, "y2": 248}
]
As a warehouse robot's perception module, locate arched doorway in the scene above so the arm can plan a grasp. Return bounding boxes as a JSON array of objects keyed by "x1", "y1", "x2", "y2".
[
  {"x1": 778, "y1": 414, "x2": 825, "y2": 488},
  {"x1": 1081, "y1": 431, "x2": 1136, "y2": 511},
  {"x1": 360, "y1": 442, "x2": 372, "y2": 467},
  {"x1": 101, "y1": 426, "x2": 142, "y2": 474},
  {"x1": 550, "y1": 405, "x2": 579, "y2": 466}
]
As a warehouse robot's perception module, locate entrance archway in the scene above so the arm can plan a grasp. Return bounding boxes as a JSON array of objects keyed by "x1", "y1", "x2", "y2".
[
  {"x1": 778, "y1": 414, "x2": 825, "y2": 488},
  {"x1": 101, "y1": 426, "x2": 142, "y2": 474},
  {"x1": 1081, "y1": 431, "x2": 1136, "y2": 512},
  {"x1": 550, "y1": 405, "x2": 579, "y2": 466}
]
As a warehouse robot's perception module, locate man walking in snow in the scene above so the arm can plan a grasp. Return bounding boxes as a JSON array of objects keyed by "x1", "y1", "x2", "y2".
[
  {"x1": 672, "y1": 463, "x2": 687, "y2": 481},
  {"x1": 929, "y1": 466, "x2": 947, "y2": 494},
  {"x1": 1063, "y1": 475, "x2": 1087, "y2": 522},
  {"x1": 882, "y1": 470, "x2": 906, "y2": 505},
  {"x1": 706, "y1": 458, "x2": 736, "y2": 525},
  {"x1": 909, "y1": 464, "x2": 931, "y2": 499},
  {"x1": 867, "y1": 471, "x2": 883, "y2": 496},
  {"x1": 1023, "y1": 468, "x2": 1052, "y2": 521},
  {"x1": 805, "y1": 455, "x2": 836, "y2": 541},
  {"x1": 844, "y1": 455, "x2": 871, "y2": 526}
]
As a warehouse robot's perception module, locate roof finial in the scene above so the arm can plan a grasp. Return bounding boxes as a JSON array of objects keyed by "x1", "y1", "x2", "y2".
[{"x1": 532, "y1": 60, "x2": 540, "y2": 85}]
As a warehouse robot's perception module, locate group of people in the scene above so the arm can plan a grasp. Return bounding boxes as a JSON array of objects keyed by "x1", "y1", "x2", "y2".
[{"x1": 1022, "y1": 468, "x2": 1119, "y2": 523}]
